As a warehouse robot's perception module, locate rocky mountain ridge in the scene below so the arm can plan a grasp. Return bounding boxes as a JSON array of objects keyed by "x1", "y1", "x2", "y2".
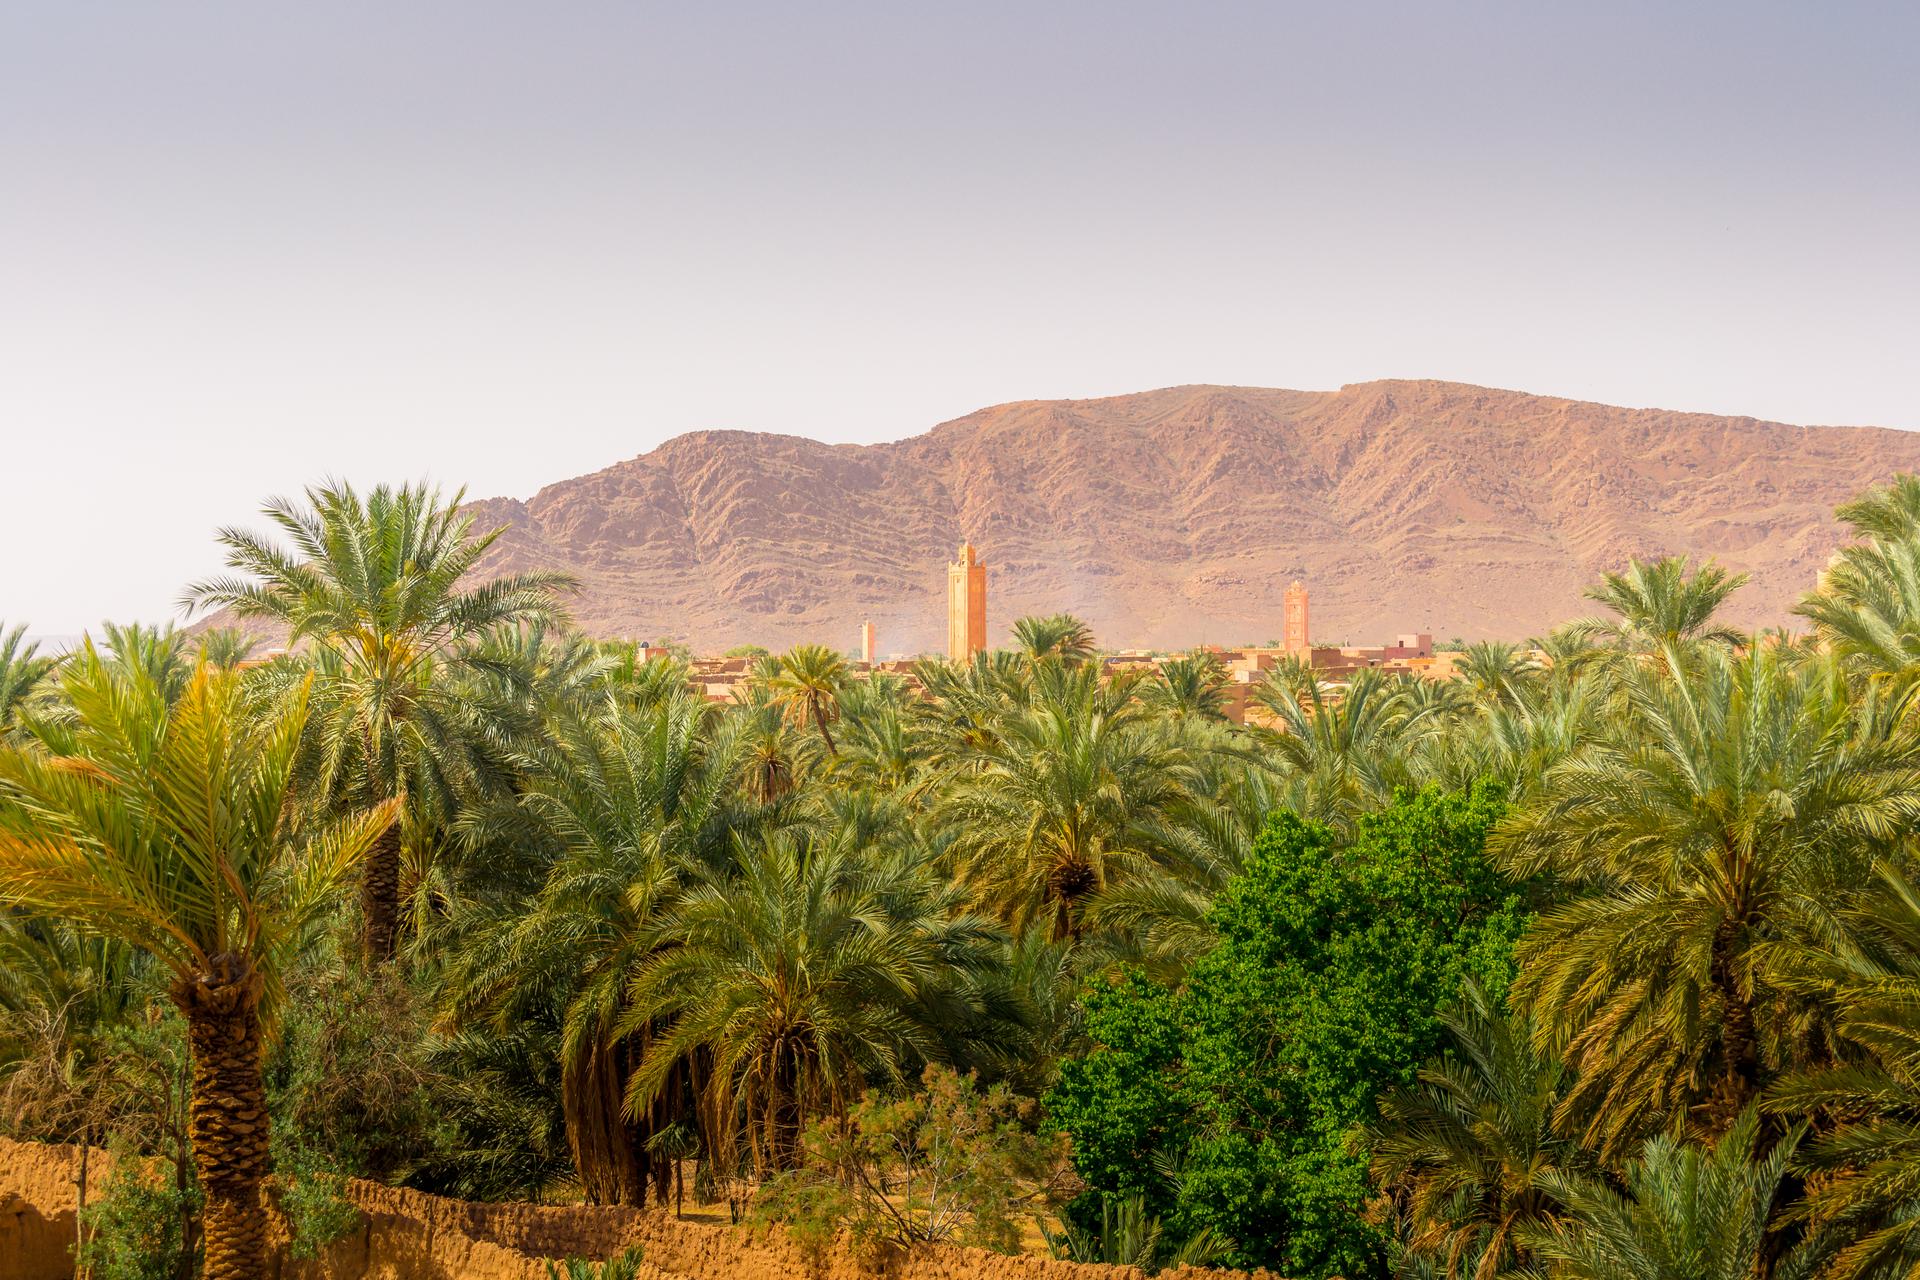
[{"x1": 463, "y1": 380, "x2": 1920, "y2": 652}]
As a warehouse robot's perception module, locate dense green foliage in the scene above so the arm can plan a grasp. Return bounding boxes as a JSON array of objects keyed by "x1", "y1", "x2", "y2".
[
  {"x1": 1050, "y1": 784, "x2": 1525, "y2": 1277},
  {"x1": 13, "y1": 476, "x2": 1920, "y2": 1278}
]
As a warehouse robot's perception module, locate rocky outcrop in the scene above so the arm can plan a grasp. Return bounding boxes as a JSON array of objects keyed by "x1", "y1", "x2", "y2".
[
  {"x1": 0, "y1": 1138, "x2": 1275, "y2": 1280},
  {"x1": 465, "y1": 380, "x2": 1920, "y2": 651}
]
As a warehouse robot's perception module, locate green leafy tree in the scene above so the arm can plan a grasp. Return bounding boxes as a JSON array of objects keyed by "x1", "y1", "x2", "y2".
[
  {"x1": 756, "y1": 1065, "x2": 1069, "y2": 1256},
  {"x1": 1050, "y1": 784, "x2": 1525, "y2": 1279}
]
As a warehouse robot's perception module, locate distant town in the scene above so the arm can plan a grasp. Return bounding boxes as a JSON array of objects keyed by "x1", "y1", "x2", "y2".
[{"x1": 633, "y1": 541, "x2": 1464, "y2": 725}]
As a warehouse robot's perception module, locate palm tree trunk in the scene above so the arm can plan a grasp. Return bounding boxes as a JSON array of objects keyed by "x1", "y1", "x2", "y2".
[
  {"x1": 362, "y1": 822, "x2": 401, "y2": 962},
  {"x1": 172, "y1": 960, "x2": 270, "y2": 1280},
  {"x1": 812, "y1": 702, "x2": 837, "y2": 756},
  {"x1": 1706, "y1": 918, "x2": 1759, "y2": 1137},
  {"x1": 565, "y1": 1040, "x2": 648, "y2": 1205}
]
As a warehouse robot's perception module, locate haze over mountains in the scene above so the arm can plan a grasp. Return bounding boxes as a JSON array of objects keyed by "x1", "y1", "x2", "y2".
[{"x1": 465, "y1": 380, "x2": 1920, "y2": 654}]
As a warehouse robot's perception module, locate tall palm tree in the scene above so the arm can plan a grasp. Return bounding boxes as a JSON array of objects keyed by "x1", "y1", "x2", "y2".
[
  {"x1": 1765, "y1": 862, "x2": 1920, "y2": 1280},
  {"x1": 1835, "y1": 473, "x2": 1920, "y2": 542},
  {"x1": 185, "y1": 480, "x2": 574, "y2": 960},
  {"x1": 942, "y1": 663, "x2": 1188, "y2": 940},
  {"x1": 1370, "y1": 980, "x2": 1574, "y2": 1280},
  {"x1": 1011, "y1": 614, "x2": 1097, "y2": 665},
  {"x1": 1798, "y1": 535, "x2": 1920, "y2": 691},
  {"x1": 455, "y1": 691, "x2": 750, "y2": 1205},
  {"x1": 733, "y1": 700, "x2": 802, "y2": 805},
  {"x1": 1569, "y1": 556, "x2": 1749, "y2": 663},
  {"x1": 1088, "y1": 731, "x2": 1286, "y2": 977},
  {"x1": 97, "y1": 620, "x2": 193, "y2": 704},
  {"x1": 1496, "y1": 645, "x2": 1920, "y2": 1158},
  {"x1": 1145, "y1": 653, "x2": 1232, "y2": 720},
  {"x1": 833, "y1": 693, "x2": 929, "y2": 796},
  {"x1": 1417, "y1": 668, "x2": 1603, "y2": 800},
  {"x1": 0, "y1": 651, "x2": 394, "y2": 1279},
  {"x1": 1526, "y1": 1110, "x2": 1804, "y2": 1280},
  {"x1": 1455, "y1": 641, "x2": 1542, "y2": 709},
  {"x1": 766, "y1": 644, "x2": 847, "y2": 756},
  {"x1": 194, "y1": 628, "x2": 260, "y2": 671},
  {"x1": 620, "y1": 829, "x2": 1005, "y2": 1175},
  {"x1": 0, "y1": 623, "x2": 57, "y2": 736},
  {"x1": 1251, "y1": 666, "x2": 1420, "y2": 832},
  {"x1": 912, "y1": 649, "x2": 1035, "y2": 766}
]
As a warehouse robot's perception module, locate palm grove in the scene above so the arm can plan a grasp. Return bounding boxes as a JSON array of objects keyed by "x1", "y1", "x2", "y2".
[{"x1": 10, "y1": 482, "x2": 1920, "y2": 1279}]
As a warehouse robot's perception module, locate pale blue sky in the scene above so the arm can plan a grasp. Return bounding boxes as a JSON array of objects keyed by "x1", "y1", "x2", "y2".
[{"x1": 3, "y1": 2, "x2": 1916, "y2": 632}]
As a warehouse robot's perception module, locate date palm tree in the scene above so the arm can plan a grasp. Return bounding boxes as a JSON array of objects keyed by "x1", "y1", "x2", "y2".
[
  {"x1": 767, "y1": 643, "x2": 847, "y2": 756},
  {"x1": 1497, "y1": 645, "x2": 1920, "y2": 1158},
  {"x1": 1568, "y1": 556, "x2": 1748, "y2": 666},
  {"x1": 1835, "y1": 472, "x2": 1920, "y2": 542},
  {"x1": 1144, "y1": 653, "x2": 1231, "y2": 720},
  {"x1": 194, "y1": 628, "x2": 260, "y2": 672},
  {"x1": 97, "y1": 621, "x2": 193, "y2": 704},
  {"x1": 1798, "y1": 534, "x2": 1920, "y2": 691},
  {"x1": 620, "y1": 829, "x2": 1005, "y2": 1175},
  {"x1": 0, "y1": 623, "x2": 57, "y2": 737},
  {"x1": 1251, "y1": 666, "x2": 1419, "y2": 833},
  {"x1": 454, "y1": 691, "x2": 749, "y2": 1205},
  {"x1": 1370, "y1": 979, "x2": 1574, "y2": 1280},
  {"x1": 942, "y1": 663, "x2": 1188, "y2": 940},
  {"x1": 1455, "y1": 641, "x2": 1542, "y2": 709},
  {"x1": 0, "y1": 650, "x2": 394, "y2": 1279},
  {"x1": 1765, "y1": 862, "x2": 1920, "y2": 1280},
  {"x1": 185, "y1": 480, "x2": 574, "y2": 960},
  {"x1": 1526, "y1": 1109, "x2": 1806, "y2": 1280},
  {"x1": 1012, "y1": 613, "x2": 1097, "y2": 665},
  {"x1": 1087, "y1": 735, "x2": 1287, "y2": 977}
]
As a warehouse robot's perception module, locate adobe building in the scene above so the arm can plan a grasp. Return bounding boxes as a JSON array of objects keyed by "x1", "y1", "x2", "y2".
[
  {"x1": 860, "y1": 619, "x2": 877, "y2": 666},
  {"x1": 947, "y1": 541, "x2": 987, "y2": 661},
  {"x1": 1283, "y1": 580, "x2": 1310, "y2": 653}
]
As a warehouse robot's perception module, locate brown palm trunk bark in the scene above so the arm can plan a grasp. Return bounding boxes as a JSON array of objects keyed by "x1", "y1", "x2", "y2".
[
  {"x1": 362, "y1": 822, "x2": 401, "y2": 962},
  {"x1": 172, "y1": 959, "x2": 270, "y2": 1280},
  {"x1": 1706, "y1": 917, "x2": 1760, "y2": 1138},
  {"x1": 564, "y1": 1039, "x2": 652, "y2": 1206},
  {"x1": 765, "y1": 1052, "x2": 802, "y2": 1173}
]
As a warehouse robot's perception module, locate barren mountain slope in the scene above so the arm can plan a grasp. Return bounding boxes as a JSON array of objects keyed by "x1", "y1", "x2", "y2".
[{"x1": 465, "y1": 380, "x2": 1920, "y2": 652}]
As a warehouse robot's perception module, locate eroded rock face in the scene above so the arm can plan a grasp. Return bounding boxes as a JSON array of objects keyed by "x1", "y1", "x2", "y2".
[
  {"x1": 0, "y1": 1138, "x2": 1276, "y2": 1280},
  {"x1": 466, "y1": 380, "x2": 1920, "y2": 651}
]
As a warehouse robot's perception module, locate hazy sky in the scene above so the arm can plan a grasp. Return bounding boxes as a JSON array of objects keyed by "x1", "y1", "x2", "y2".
[{"x1": 3, "y1": 2, "x2": 1916, "y2": 634}]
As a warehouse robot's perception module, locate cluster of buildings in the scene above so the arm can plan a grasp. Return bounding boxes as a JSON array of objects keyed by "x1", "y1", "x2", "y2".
[{"x1": 652, "y1": 541, "x2": 1460, "y2": 722}]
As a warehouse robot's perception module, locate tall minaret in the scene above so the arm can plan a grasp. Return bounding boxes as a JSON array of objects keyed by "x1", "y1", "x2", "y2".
[
  {"x1": 947, "y1": 542, "x2": 987, "y2": 661},
  {"x1": 1283, "y1": 580, "x2": 1310, "y2": 653},
  {"x1": 860, "y1": 619, "x2": 877, "y2": 666}
]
